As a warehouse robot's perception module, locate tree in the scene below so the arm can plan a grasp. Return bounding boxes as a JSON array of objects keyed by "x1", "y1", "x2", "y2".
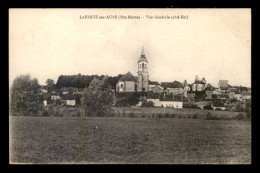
[
  {"x1": 46, "y1": 79, "x2": 55, "y2": 92},
  {"x1": 10, "y1": 74, "x2": 42, "y2": 116},
  {"x1": 82, "y1": 76, "x2": 113, "y2": 117}
]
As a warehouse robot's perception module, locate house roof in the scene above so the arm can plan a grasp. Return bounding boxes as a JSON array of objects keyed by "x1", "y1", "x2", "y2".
[
  {"x1": 159, "y1": 94, "x2": 183, "y2": 101},
  {"x1": 61, "y1": 94, "x2": 75, "y2": 100},
  {"x1": 51, "y1": 93, "x2": 60, "y2": 96},
  {"x1": 119, "y1": 72, "x2": 137, "y2": 82}
]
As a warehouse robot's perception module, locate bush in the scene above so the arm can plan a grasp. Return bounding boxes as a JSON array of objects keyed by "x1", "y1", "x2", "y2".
[
  {"x1": 192, "y1": 114, "x2": 198, "y2": 119},
  {"x1": 205, "y1": 112, "x2": 215, "y2": 120},
  {"x1": 171, "y1": 114, "x2": 177, "y2": 118},
  {"x1": 246, "y1": 110, "x2": 251, "y2": 120},
  {"x1": 157, "y1": 113, "x2": 163, "y2": 118},
  {"x1": 129, "y1": 112, "x2": 135, "y2": 118},
  {"x1": 203, "y1": 104, "x2": 213, "y2": 110},
  {"x1": 146, "y1": 101, "x2": 155, "y2": 107},
  {"x1": 183, "y1": 103, "x2": 200, "y2": 109},
  {"x1": 234, "y1": 113, "x2": 247, "y2": 120},
  {"x1": 164, "y1": 113, "x2": 170, "y2": 118},
  {"x1": 42, "y1": 110, "x2": 49, "y2": 116}
]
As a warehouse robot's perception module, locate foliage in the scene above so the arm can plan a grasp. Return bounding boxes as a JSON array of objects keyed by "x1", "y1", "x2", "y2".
[
  {"x1": 46, "y1": 79, "x2": 55, "y2": 92},
  {"x1": 141, "y1": 100, "x2": 154, "y2": 107},
  {"x1": 203, "y1": 104, "x2": 213, "y2": 110},
  {"x1": 10, "y1": 74, "x2": 43, "y2": 116},
  {"x1": 56, "y1": 74, "x2": 124, "y2": 89},
  {"x1": 183, "y1": 103, "x2": 200, "y2": 109},
  {"x1": 115, "y1": 92, "x2": 142, "y2": 107},
  {"x1": 82, "y1": 76, "x2": 113, "y2": 117}
]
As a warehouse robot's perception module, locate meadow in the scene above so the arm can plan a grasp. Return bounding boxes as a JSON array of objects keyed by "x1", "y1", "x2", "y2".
[
  {"x1": 113, "y1": 107, "x2": 248, "y2": 119},
  {"x1": 10, "y1": 116, "x2": 251, "y2": 164}
]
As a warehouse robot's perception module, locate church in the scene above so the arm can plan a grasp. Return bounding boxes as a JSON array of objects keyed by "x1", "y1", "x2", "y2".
[{"x1": 116, "y1": 47, "x2": 149, "y2": 93}]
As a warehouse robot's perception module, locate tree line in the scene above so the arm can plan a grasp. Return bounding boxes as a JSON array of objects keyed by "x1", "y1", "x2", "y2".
[{"x1": 55, "y1": 74, "x2": 124, "y2": 89}]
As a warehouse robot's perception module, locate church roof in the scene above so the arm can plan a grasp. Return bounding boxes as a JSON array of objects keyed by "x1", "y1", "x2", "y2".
[
  {"x1": 119, "y1": 72, "x2": 137, "y2": 82},
  {"x1": 138, "y1": 47, "x2": 148, "y2": 63}
]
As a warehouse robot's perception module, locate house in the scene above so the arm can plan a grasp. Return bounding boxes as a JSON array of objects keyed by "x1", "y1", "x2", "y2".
[
  {"x1": 242, "y1": 92, "x2": 251, "y2": 100},
  {"x1": 219, "y1": 94, "x2": 230, "y2": 103},
  {"x1": 150, "y1": 85, "x2": 164, "y2": 93},
  {"x1": 61, "y1": 87, "x2": 70, "y2": 94},
  {"x1": 73, "y1": 88, "x2": 85, "y2": 95},
  {"x1": 235, "y1": 93, "x2": 243, "y2": 101},
  {"x1": 38, "y1": 88, "x2": 47, "y2": 95},
  {"x1": 51, "y1": 93, "x2": 60, "y2": 100},
  {"x1": 60, "y1": 87, "x2": 78, "y2": 95},
  {"x1": 191, "y1": 76, "x2": 207, "y2": 91},
  {"x1": 212, "y1": 100, "x2": 226, "y2": 110},
  {"x1": 61, "y1": 93, "x2": 76, "y2": 106},
  {"x1": 145, "y1": 92, "x2": 183, "y2": 108},
  {"x1": 43, "y1": 93, "x2": 51, "y2": 106},
  {"x1": 166, "y1": 88, "x2": 184, "y2": 95},
  {"x1": 159, "y1": 94, "x2": 183, "y2": 108},
  {"x1": 228, "y1": 91, "x2": 236, "y2": 99},
  {"x1": 148, "y1": 81, "x2": 163, "y2": 93},
  {"x1": 205, "y1": 90, "x2": 214, "y2": 100}
]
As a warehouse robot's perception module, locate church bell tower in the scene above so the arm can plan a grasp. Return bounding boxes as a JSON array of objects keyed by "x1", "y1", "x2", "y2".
[{"x1": 137, "y1": 47, "x2": 149, "y2": 92}]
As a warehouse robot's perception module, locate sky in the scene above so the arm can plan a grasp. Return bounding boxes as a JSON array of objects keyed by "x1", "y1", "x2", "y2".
[{"x1": 9, "y1": 9, "x2": 251, "y2": 88}]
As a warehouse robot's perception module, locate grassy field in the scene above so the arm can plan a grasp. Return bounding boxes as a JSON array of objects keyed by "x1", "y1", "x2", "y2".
[
  {"x1": 113, "y1": 107, "x2": 247, "y2": 118},
  {"x1": 10, "y1": 116, "x2": 251, "y2": 164}
]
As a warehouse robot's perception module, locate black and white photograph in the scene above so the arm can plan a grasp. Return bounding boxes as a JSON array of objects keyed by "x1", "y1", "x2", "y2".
[{"x1": 9, "y1": 8, "x2": 251, "y2": 164}]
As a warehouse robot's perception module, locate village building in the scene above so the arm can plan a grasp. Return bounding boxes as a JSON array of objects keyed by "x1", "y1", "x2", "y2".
[
  {"x1": 235, "y1": 93, "x2": 243, "y2": 101},
  {"x1": 43, "y1": 93, "x2": 51, "y2": 106},
  {"x1": 242, "y1": 92, "x2": 251, "y2": 100},
  {"x1": 61, "y1": 93, "x2": 76, "y2": 106},
  {"x1": 147, "y1": 92, "x2": 183, "y2": 108},
  {"x1": 191, "y1": 76, "x2": 207, "y2": 92},
  {"x1": 148, "y1": 81, "x2": 163, "y2": 93},
  {"x1": 51, "y1": 93, "x2": 60, "y2": 100},
  {"x1": 38, "y1": 88, "x2": 48, "y2": 94},
  {"x1": 205, "y1": 90, "x2": 214, "y2": 100},
  {"x1": 149, "y1": 85, "x2": 164, "y2": 93},
  {"x1": 159, "y1": 94, "x2": 183, "y2": 108}
]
